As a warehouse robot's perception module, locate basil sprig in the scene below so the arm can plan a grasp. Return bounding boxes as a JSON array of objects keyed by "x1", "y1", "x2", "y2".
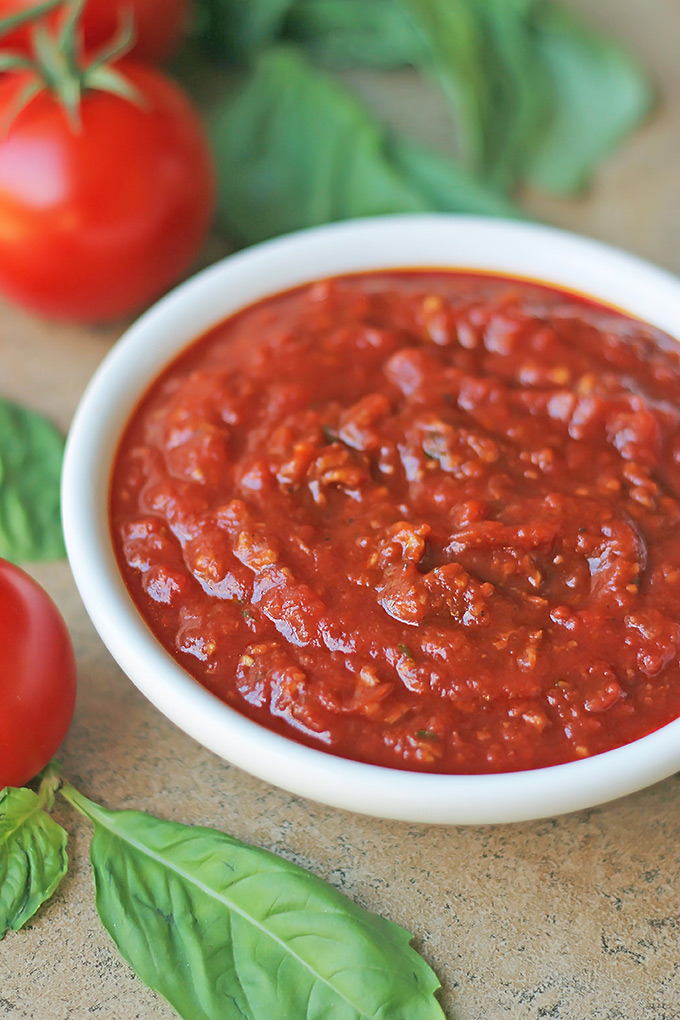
[
  {"x1": 194, "y1": 0, "x2": 651, "y2": 245},
  {"x1": 3, "y1": 771, "x2": 445, "y2": 1019},
  {"x1": 211, "y1": 46, "x2": 520, "y2": 247},
  {"x1": 0, "y1": 782, "x2": 68, "y2": 937}
]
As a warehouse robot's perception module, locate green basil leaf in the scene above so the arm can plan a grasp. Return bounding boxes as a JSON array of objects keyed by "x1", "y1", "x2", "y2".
[
  {"x1": 286, "y1": 0, "x2": 423, "y2": 69},
  {"x1": 211, "y1": 45, "x2": 521, "y2": 246},
  {"x1": 394, "y1": 0, "x2": 492, "y2": 173},
  {"x1": 64, "y1": 784, "x2": 444, "y2": 1020},
  {"x1": 394, "y1": 0, "x2": 550, "y2": 192},
  {"x1": 495, "y1": 0, "x2": 539, "y2": 14},
  {"x1": 0, "y1": 398, "x2": 65, "y2": 563},
  {"x1": 0, "y1": 786, "x2": 68, "y2": 938},
  {"x1": 210, "y1": 46, "x2": 429, "y2": 245},
  {"x1": 286, "y1": 0, "x2": 549, "y2": 192},
  {"x1": 388, "y1": 136, "x2": 523, "y2": 218},
  {"x1": 471, "y1": 0, "x2": 553, "y2": 192},
  {"x1": 526, "y1": 3, "x2": 653, "y2": 194}
]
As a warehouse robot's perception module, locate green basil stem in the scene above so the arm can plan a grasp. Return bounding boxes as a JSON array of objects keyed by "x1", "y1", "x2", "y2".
[{"x1": 36, "y1": 760, "x2": 63, "y2": 809}]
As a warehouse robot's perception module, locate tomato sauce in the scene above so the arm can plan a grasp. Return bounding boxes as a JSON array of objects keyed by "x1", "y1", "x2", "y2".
[{"x1": 110, "y1": 272, "x2": 680, "y2": 773}]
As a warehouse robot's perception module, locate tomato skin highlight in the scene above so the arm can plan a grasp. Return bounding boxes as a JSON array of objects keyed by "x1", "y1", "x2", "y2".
[
  {"x1": 0, "y1": 62, "x2": 215, "y2": 323},
  {"x1": 0, "y1": 559, "x2": 77, "y2": 789},
  {"x1": 0, "y1": 0, "x2": 188, "y2": 63}
]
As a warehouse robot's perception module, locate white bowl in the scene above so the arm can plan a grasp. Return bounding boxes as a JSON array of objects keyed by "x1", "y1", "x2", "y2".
[{"x1": 62, "y1": 215, "x2": 680, "y2": 824}]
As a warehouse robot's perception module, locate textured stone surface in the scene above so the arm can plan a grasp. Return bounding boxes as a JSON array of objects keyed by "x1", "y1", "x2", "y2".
[{"x1": 3, "y1": 2, "x2": 680, "y2": 1017}]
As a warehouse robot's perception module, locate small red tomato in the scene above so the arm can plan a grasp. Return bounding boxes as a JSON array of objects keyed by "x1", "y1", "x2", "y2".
[
  {"x1": 0, "y1": 0, "x2": 188, "y2": 63},
  {"x1": 0, "y1": 559, "x2": 77, "y2": 789},
  {"x1": 0, "y1": 61, "x2": 215, "y2": 322}
]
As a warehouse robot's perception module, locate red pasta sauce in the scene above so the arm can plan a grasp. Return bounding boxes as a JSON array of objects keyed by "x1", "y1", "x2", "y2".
[{"x1": 110, "y1": 272, "x2": 680, "y2": 773}]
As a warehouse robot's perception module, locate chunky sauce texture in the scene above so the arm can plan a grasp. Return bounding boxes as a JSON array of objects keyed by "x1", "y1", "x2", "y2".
[{"x1": 110, "y1": 272, "x2": 680, "y2": 773}]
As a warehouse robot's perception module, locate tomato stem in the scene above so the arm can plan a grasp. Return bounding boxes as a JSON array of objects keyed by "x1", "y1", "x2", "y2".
[
  {"x1": 0, "y1": 0, "x2": 142, "y2": 131},
  {"x1": 0, "y1": 0, "x2": 61, "y2": 40}
]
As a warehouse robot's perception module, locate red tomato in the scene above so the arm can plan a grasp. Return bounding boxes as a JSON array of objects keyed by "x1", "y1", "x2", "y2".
[
  {"x1": 0, "y1": 560, "x2": 77, "y2": 789},
  {"x1": 0, "y1": 61, "x2": 215, "y2": 322},
  {"x1": 0, "y1": 0, "x2": 188, "y2": 63}
]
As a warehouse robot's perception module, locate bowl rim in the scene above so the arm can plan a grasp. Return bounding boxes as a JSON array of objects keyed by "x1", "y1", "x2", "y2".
[{"x1": 62, "y1": 213, "x2": 680, "y2": 825}]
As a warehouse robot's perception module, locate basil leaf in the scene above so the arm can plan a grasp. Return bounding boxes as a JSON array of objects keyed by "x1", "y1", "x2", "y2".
[
  {"x1": 286, "y1": 0, "x2": 549, "y2": 191},
  {"x1": 388, "y1": 136, "x2": 523, "y2": 218},
  {"x1": 211, "y1": 45, "x2": 520, "y2": 246},
  {"x1": 288, "y1": 0, "x2": 549, "y2": 191},
  {"x1": 526, "y1": 3, "x2": 653, "y2": 194},
  {"x1": 0, "y1": 398, "x2": 65, "y2": 563},
  {"x1": 211, "y1": 46, "x2": 428, "y2": 245},
  {"x1": 471, "y1": 0, "x2": 552, "y2": 192},
  {"x1": 286, "y1": 0, "x2": 422, "y2": 69},
  {"x1": 64, "y1": 784, "x2": 444, "y2": 1020},
  {"x1": 394, "y1": 0, "x2": 493, "y2": 173},
  {"x1": 393, "y1": 0, "x2": 550, "y2": 192},
  {"x1": 0, "y1": 786, "x2": 68, "y2": 937},
  {"x1": 287, "y1": 0, "x2": 649, "y2": 196}
]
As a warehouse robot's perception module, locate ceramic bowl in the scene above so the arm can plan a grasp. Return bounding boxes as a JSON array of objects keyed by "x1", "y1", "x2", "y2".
[{"x1": 62, "y1": 215, "x2": 680, "y2": 824}]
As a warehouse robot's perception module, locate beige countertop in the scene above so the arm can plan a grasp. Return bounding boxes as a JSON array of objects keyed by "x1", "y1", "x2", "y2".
[{"x1": 3, "y1": 2, "x2": 680, "y2": 1017}]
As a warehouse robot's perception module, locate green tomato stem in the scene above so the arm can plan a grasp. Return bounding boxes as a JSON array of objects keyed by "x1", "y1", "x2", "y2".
[{"x1": 0, "y1": 0, "x2": 62, "y2": 40}]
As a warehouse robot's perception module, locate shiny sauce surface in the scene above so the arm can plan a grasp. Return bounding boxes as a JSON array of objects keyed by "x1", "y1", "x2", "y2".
[{"x1": 110, "y1": 272, "x2": 680, "y2": 772}]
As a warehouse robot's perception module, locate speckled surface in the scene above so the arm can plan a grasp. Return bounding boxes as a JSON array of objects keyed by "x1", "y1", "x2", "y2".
[{"x1": 3, "y1": 2, "x2": 680, "y2": 1017}]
